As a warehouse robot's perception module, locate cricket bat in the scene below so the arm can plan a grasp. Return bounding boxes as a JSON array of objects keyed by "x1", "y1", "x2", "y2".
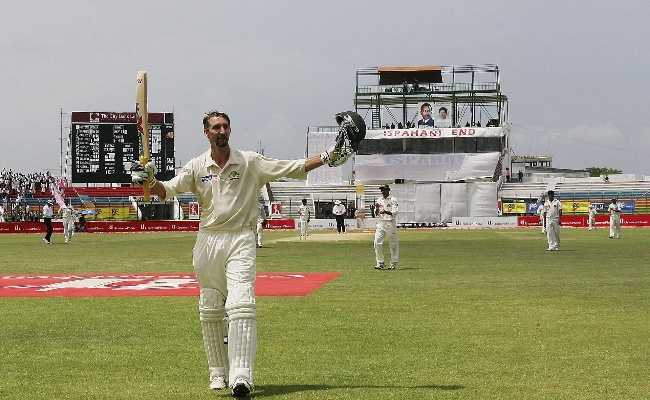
[{"x1": 136, "y1": 71, "x2": 151, "y2": 201}]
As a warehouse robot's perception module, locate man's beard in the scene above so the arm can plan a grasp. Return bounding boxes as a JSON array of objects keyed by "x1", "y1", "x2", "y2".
[{"x1": 214, "y1": 136, "x2": 229, "y2": 148}]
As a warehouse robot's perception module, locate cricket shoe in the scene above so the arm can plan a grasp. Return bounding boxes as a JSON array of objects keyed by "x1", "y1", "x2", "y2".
[
  {"x1": 210, "y1": 376, "x2": 228, "y2": 390},
  {"x1": 231, "y1": 377, "x2": 252, "y2": 398},
  {"x1": 374, "y1": 262, "x2": 386, "y2": 270},
  {"x1": 43, "y1": 239, "x2": 51, "y2": 244},
  {"x1": 389, "y1": 262, "x2": 397, "y2": 270}
]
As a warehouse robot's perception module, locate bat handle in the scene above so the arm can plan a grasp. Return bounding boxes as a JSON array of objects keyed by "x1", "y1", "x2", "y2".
[{"x1": 140, "y1": 155, "x2": 151, "y2": 201}]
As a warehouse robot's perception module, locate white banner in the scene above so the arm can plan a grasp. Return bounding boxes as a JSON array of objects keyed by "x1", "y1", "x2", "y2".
[
  {"x1": 452, "y1": 216, "x2": 518, "y2": 228},
  {"x1": 365, "y1": 126, "x2": 506, "y2": 139},
  {"x1": 355, "y1": 152, "x2": 500, "y2": 182}
]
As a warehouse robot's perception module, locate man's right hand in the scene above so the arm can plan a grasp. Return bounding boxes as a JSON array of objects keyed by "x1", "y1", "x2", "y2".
[{"x1": 131, "y1": 161, "x2": 158, "y2": 188}]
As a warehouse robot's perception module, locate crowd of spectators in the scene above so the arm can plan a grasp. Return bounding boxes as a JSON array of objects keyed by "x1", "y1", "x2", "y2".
[{"x1": 1, "y1": 169, "x2": 58, "y2": 222}]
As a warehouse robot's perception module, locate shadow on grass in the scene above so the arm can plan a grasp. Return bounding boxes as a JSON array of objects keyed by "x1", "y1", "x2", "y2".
[{"x1": 250, "y1": 383, "x2": 464, "y2": 397}]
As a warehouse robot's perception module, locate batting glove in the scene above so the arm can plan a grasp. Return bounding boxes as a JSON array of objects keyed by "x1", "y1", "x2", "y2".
[
  {"x1": 320, "y1": 145, "x2": 353, "y2": 167},
  {"x1": 131, "y1": 161, "x2": 158, "y2": 188}
]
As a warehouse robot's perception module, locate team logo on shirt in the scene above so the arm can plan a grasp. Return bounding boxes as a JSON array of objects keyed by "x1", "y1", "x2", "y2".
[
  {"x1": 201, "y1": 174, "x2": 219, "y2": 182},
  {"x1": 227, "y1": 171, "x2": 240, "y2": 181}
]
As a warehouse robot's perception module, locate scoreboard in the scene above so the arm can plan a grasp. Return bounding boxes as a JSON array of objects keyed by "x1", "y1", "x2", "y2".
[{"x1": 70, "y1": 111, "x2": 175, "y2": 184}]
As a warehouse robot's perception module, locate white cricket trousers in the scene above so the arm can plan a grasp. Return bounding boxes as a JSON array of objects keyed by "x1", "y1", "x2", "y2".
[
  {"x1": 546, "y1": 219, "x2": 561, "y2": 249},
  {"x1": 193, "y1": 228, "x2": 258, "y2": 387},
  {"x1": 609, "y1": 215, "x2": 621, "y2": 238},
  {"x1": 588, "y1": 216, "x2": 596, "y2": 230},
  {"x1": 374, "y1": 220, "x2": 399, "y2": 264},
  {"x1": 63, "y1": 217, "x2": 75, "y2": 242},
  {"x1": 300, "y1": 219, "x2": 308, "y2": 237}
]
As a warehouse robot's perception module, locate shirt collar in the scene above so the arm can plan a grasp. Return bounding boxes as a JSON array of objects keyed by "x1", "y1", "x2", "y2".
[{"x1": 202, "y1": 148, "x2": 244, "y2": 169}]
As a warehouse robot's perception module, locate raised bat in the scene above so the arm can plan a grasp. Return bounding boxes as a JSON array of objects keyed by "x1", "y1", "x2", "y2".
[{"x1": 136, "y1": 70, "x2": 150, "y2": 201}]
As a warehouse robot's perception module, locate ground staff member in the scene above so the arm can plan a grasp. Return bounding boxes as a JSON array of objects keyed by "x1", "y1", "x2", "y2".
[
  {"x1": 544, "y1": 190, "x2": 562, "y2": 251},
  {"x1": 131, "y1": 110, "x2": 363, "y2": 398},
  {"x1": 374, "y1": 184, "x2": 399, "y2": 270}
]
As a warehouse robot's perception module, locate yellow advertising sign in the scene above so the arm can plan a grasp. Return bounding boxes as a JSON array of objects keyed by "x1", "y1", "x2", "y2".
[
  {"x1": 564, "y1": 201, "x2": 590, "y2": 214},
  {"x1": 502, "y1": 202, "x2": 527, "y2": 214},
  {"x1": 86, "y1": 207, "x2": 133, "y2": 220}
]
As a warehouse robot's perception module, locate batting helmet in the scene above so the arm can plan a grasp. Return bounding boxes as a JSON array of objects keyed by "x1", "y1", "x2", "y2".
[{"x1": 335, "y1": 111, "x2": 366, "y2": 152}]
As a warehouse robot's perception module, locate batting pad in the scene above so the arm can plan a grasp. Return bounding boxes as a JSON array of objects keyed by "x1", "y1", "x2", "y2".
[
  {"x1": 226, "y1": 303, "x2": 257, "y2": 386},
  {"x1": 199, "y1": 288, "x2": 229, "y2": 378}
]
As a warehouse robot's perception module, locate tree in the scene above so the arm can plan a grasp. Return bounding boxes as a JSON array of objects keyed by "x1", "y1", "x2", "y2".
[{"x1": 584, "y1": 167, "x2": 622, "y2": 177}]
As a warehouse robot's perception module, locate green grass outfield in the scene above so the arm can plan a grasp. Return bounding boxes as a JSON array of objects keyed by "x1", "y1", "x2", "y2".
[{"x1": 1, "y1": 228, "x2": 649, "y2": 400}]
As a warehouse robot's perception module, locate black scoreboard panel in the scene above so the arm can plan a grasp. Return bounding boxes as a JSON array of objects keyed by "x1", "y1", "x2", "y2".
[{"x1": 71, "y1": 112, "x2": 175, "y2": 184}]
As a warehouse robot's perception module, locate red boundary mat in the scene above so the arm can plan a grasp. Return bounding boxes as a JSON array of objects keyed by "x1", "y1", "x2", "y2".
[{"x1": 0, "y1": 273, "x2": 340, "y2": 298}]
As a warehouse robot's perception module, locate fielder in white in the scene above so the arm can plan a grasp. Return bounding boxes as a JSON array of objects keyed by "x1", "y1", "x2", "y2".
[
  {"x1": 608, "y1": 198, "x2": 622, "y2": 238},
  {"x1": 255, "y1": 197, "x2": 266, "y2": 248},
  {"x1": 374, "y1": 184, "x2": 399, "y2": 269},
  {"x1": 544, "y1": 190, "x2": 562, "y2": 251},
  {"x1": 537, "y1": 197, "x2": 546, "y2": 234},
  {"x1": 588, "y1": 203, "x2": 597, "y2": 231},
  {"x1": 298, "y1": 198, "x2": 310, "y2": 240},
  {"x1": 57, "y1": 198, "x2": 76, "y2": 243},
  {"x1": 131, "y1": 110, "x2": 363, "y2": 398}
]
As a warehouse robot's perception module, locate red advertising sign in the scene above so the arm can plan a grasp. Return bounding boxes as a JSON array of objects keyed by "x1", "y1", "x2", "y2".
[
  {"x1": 264, "y1": 219, "x2": 296, "y2": 230},
  {"x1": 518, "y1": 214, "x2": 650, "y2": 228}
]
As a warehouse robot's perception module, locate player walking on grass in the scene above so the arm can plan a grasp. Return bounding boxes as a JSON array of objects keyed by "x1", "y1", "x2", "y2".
[
  {"x1": 374, "y1": 184, "x2": 399, "y2": 269},
  {"x1": 544, "y1": 190, "x2": 562, "y2": 251},
  {"x1": 57, "y1": 198, "x2": 76, "y2": 243},
  {"x1": 298, "y1": 198, "x2": 310, "y2": 240},
  {"x1": 131, "y1": 110, "x2": 364, "y2": 398}
]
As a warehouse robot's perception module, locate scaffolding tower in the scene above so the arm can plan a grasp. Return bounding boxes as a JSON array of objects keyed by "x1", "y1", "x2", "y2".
[{"x1": 354, "y1": 64, "x2": 508, "y2": 129}]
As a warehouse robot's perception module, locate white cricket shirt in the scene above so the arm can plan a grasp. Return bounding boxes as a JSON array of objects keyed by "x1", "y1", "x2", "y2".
[
  {"x1": 161, "y1": 149, "x2": 306, "y2": 231},
  {"x1": 298, "y1": 205, "x2": 309, "y2": 221},
  {"x1": 544, "y1": 198, "x2": 562, "y2": 221},
  {"x1": 608, "y1": 202, "x2": 621, "y2": 216},
  {"x1": 377, "y1": 196, "x2": 398, "y2": 221}
]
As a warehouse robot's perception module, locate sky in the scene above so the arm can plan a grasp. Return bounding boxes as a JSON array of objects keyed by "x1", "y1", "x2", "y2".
[{"x1": 2, "y1": 0, "x2": 650, "y2": 176}]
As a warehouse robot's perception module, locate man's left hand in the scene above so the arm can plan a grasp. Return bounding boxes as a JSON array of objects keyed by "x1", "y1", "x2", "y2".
[{"x1": 320, "y1": 146, "x2": 353, "y2": 167}]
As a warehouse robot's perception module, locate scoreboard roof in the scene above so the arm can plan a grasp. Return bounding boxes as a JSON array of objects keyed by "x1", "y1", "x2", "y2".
[{"x1": 71, "y1": 111, "x2": 172, "y2": 124}]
